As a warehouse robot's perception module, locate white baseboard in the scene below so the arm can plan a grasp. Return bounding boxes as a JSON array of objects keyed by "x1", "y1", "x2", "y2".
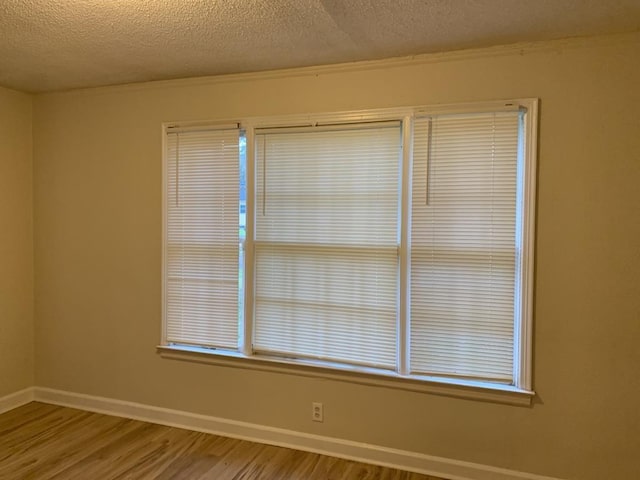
[
  {"x1": 0, "y1": 387, "x2": 35, "y2": 414},
  {"x1": 33, "y1": 387, "x2": 561, "y2": 480}
]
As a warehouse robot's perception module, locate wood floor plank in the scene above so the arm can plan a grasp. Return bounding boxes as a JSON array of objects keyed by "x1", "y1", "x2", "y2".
[{"x1": 0, "y1": 402, "x2": 443, "y2": 480}]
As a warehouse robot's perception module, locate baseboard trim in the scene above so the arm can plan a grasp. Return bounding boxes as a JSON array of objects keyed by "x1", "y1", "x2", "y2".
[
  {"x1": 0, "y1": 387, "x2": 35, "y2": 414},
  {"x1": 33, "y1": 387, "x2": 561, "y2": 480}
]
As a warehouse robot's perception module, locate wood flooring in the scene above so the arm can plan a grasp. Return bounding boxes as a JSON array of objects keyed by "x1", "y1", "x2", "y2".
[{"x1": 0, "y1": 402, "x2": 442, "y2": 480}]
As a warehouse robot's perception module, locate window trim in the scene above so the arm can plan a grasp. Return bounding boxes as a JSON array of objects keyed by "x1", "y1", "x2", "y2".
[
  {"x1": 160, "y1": 99, "x2": 538, "y2": 405},
  {"x1": 157, "y1": 344, "x2": 534, "y2": 406}
]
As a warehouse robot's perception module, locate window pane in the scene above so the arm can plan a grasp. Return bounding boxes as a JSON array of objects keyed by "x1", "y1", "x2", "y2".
[
  {"x1": 166, "y1": 128, "x2": 240, "y2": 349},
  {"x1": 410, "y1": 112, "x2": 520, "y2": 382},
  {"x1": 254, "y1": 123, "x2": 401, "y2": 368}
]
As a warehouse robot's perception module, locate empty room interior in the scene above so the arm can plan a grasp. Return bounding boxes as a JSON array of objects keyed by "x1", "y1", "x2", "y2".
[{"x1": 1, "y1": 1, "x2": 639, "y2": 479}]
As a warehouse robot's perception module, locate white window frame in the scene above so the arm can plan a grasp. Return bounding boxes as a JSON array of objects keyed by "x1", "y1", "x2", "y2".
[{"x1": 159, "y1": 99, "x2": 538, "y2": 406}]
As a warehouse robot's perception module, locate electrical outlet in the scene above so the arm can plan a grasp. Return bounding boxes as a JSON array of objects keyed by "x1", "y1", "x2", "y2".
[{"x1": 312, "y1": 402, "x2": 323, "y2": 422}]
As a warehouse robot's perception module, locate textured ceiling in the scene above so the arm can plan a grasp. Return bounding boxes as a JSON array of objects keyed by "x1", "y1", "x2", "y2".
[{"x1": 1, "y1": 0, "x2": 639, "y2": 93}]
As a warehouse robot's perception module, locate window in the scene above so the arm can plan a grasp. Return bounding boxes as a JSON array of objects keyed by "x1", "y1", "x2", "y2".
[
  {"x1": 162, "y1": 100, "x2": 537, "y2": 399},
  {"x1": 165, "y1": 127, "x2": 240, "y2": 349},
  {"x1": 254, "y1": 122, "x2": 401, "y2": 368}
]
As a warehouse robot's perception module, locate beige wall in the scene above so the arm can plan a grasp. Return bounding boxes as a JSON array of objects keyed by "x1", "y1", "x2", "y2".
[
  {"x1": 0, "y1": 86, "x2": 34, "y2": 397},
  {"x1": 33, "y1": 34, "x2": 640, "y2": 480}
]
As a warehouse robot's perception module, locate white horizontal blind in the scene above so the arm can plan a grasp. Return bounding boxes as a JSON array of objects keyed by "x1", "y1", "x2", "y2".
[
  {"x1": 410, "y1": 112, "x2": 520, "y2": 382},
  {"x1": 165, "y1": 128, "x2": 240, "y2": 349},
  {"x1": 254, "y1": 123, "x2": 401, "y2": 368}
]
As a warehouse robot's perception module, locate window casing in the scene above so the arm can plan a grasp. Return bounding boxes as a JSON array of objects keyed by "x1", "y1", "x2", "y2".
[{"x1": 161, "y1": 100, "x2": 537, "y2": 401}]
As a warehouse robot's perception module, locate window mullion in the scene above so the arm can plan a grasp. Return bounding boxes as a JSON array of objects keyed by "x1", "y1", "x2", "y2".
[
  {"x1": 398, "y1": 116, "x2": 413, "y2": 376},
  {"x1": 242, "y1": 127, "x2": 256, "y2": 356}
]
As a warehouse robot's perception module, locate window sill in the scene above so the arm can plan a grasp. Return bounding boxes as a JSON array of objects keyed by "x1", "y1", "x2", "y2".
[{"x1": 157, "y1": 345, "x2": 534, "y2": 406}]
